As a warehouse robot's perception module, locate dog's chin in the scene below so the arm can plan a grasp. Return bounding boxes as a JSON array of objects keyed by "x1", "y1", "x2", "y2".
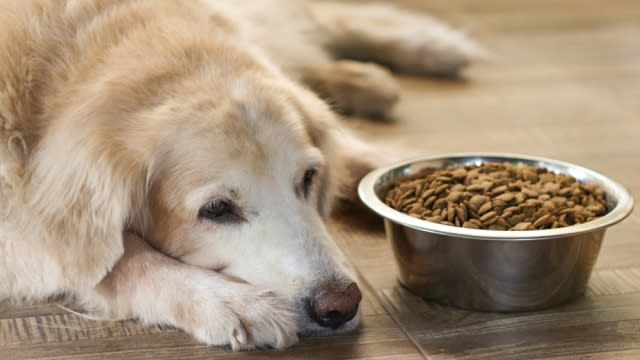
[{"x1": 297, "y1": 309, "x2": 362, "y2": 337}]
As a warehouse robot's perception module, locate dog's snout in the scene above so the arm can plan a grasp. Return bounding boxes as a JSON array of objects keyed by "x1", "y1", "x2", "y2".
[{"x1": 309, "y1": 282, "x2": 362, "y2": 329}]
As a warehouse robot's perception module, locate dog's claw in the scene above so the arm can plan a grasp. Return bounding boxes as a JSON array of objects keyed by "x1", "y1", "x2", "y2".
[{"x1": 232, "y1": 326, "x2": 247, "y2": 346}]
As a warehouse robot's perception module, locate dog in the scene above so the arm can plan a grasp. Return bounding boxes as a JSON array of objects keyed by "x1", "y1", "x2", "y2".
[{"x1": 0, "y1": 0, "x2": 481, "y2": 350}]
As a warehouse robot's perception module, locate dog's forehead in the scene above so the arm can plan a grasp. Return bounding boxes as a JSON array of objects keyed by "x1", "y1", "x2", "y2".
[
  {"x1": 223, "y1": 82, "x2": 315, "y2": 153},
  {"x1": 163, "y1": 84, "x2": 321, "y2": 177}
]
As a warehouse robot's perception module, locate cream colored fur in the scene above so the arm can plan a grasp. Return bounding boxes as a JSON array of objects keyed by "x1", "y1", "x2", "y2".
[{"x1": 0, "y1": 0, "x2": 481, "y2": 350}]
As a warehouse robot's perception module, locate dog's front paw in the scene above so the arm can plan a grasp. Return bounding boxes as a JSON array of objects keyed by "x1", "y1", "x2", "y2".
[
  {"x1": 179, "y1": 282, "x2": 298, "y2": 351},
  {"x1": 303, "y1": 60, "x2": 399, "y2": 118}
]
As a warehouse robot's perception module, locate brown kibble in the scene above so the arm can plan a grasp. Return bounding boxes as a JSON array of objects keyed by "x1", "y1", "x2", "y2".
[
  {"x1": 538, "y1": 194, "x2": 551, "y2": 201},
  {"x1": 447, "y1": 203, "x2": 456, "y2": 222},
  {"x1": 433, "y1": 198, "x2": 448, "y2": 210},
  {"x1": 451, "y1": 183, "x2": 466, "y2": 192},
  {"x1": 559, "y1": 208, "x2": 575, "y2": 215},
  {"x1": 491, "y1": 185, "x2": 508, "y2": 195},
  {"x1": 542, "y1": 201, "x2": 556, "y2": 212},
  {"x1": 440, "y1": 209, "x2": 448, "y2": 221},
  {"x1": 510, "y1": 214, "x2": 527, "y2": 225},
  {"x1": 451, "y1": 168, "x2": 468, "y2": 179},
  {"x1": 526, "y1": 198, "x2": 542, "y2": 206},
  {"x1": 480, "y1": 181, "x2": 494, "y2": 192},
  {"x1": 467, "y1": 207, "x2": 479, "y2": 219},
  {"x1": 384, "y1": 162, "x2": 608, "y2": 231},
  {"x1": 532, "y1": 214, "x2": 551, "y2": 228},
  {"x1": 586, "y1": 204, "x2": 605, "y2": 214},
  {"x1": 543, "y1": 182, "x2": 560, "y2": 195},
  {"x1": 478, "y1": 201, "x2": 493, "y2": 215},
  {"x1": 455, "y1": 205, "x2": 468, "y2": 222},
  {"x1": 469, "y1": 195, "x2": 490, "y2": 210},
  {"x1": 559, "y1": 187, "x2": 573, "y2": 196},
  {"x1": 514, "y1": 192, "x2": 527, "y2": 204},
  {"x1": 551, "y1": 196, "x2": 567, "y2": 207},
  {"x1": 463, "y1": 221, "x2": 480, "y2": 229},
  {"x1": 435, "y1": 183, "x2": 449, "y2": 195},
  {"x1": 424, "y1": 195, "x2": 437, "y2": 208},
  {"x1": 522, "y1": 207, "x2": 536, "y2": 217},
  {"x1": 398, "y1": 189, "x2": 415, "y2": 201},
  {"x1": 496, "y1": 217, "x2": 510, "y2": 227},
  {"x1": 513, "y1": 222, "x2": 532, "y2": 231},
  {"x1": 519, "y1": 201, "x2": 535, "y2": 209},
  {"x1": 495, "y1": 192, "x2": 515, "y2": 203},
  {"x1": 492, "y1": 199, "x2": 508, "y2": 211},
  {"x1": 522, "y1": 188, "x2": 539, "y2": 198},
  {"x1": 400, "y1": 197, "x2": 417, "y2": 209},
  {"x1": 480, "y1": 211, "x2": 498, "y2": 222},
  {"x1": 504, "y1": 206, "x2": 520, "y2": 214},
  {"x1": 419, "y1": 188, "x2": 436, "y2": 200},
  {"x1": 466, "y1": 183, "x2": 484, "y2": 192},
  {"x1": 522, "y1": 170, "x2": 538, "y2": 182},
  {"x1": 446, "y1": 191, "x2": 463, "y2": 202},
  {"x1": 489, "y1": 224, "x2": 508, "y2": 230}
]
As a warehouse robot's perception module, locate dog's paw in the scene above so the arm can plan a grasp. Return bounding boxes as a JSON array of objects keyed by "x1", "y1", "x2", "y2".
[
  {"x1": 303, "y1": 60, "x2": 399, "y2": 118},
  {"x1": 398, "y1": 18, "x2": 488, "y2": 76},
  {"x1": 358, "y1": 4, "x2": 488, "y2": 76},
  {"x1": 179, "y1": 282, "x2": 299, "y2": 351},
  {"x1": 313, "y1": 2, "x2": 489, "y2": 76}
]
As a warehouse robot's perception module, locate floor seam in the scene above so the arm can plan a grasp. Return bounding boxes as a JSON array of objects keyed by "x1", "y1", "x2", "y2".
[{"x1": 352, "y1": 265, "x2": 433, "y2": 360}]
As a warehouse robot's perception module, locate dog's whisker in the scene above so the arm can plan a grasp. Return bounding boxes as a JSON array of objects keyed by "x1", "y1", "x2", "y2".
[{"x1": 55, "y1": 304, "x2": 110, "y2": 322}]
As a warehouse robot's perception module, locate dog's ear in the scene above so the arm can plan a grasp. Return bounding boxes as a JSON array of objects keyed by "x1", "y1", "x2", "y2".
[
  {"x1": 321, "y1": 130, "x2": 387, "y2": 218},
  {"x1": 292, "y1": 89, "x2": 387, "y2": 218},
  {"x1": 24, "y1": 134, "x2": 146, "y2": 290}
]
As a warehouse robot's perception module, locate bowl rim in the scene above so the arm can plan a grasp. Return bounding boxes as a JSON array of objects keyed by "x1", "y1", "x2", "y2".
[{"x1": 358, "y1": 152, "x2": 635, "y2": 241}]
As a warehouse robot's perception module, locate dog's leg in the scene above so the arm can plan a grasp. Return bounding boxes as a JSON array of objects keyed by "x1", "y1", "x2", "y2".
[
  {"x1": 301, "y1": 60, "x2": 399, "y2": 118},
  {"x1": 310, "y1": 2, "x2": 487, "y2": 76},
  {"x1": 83, "y1": 233, "x2": 298, "y2": 350}
]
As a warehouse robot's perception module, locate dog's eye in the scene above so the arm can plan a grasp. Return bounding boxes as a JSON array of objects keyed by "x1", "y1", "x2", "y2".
[
  {"x1": 198, "y1": 199, "x2": 240, "y2": 223},
  {"x1": 302, "y1": 168, "x2": 317, "y2": 198}
]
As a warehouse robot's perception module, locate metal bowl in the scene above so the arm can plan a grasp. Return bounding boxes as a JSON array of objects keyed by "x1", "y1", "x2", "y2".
[{"x1": 358, "y1": 153, "x2": 634, "y2": 312}]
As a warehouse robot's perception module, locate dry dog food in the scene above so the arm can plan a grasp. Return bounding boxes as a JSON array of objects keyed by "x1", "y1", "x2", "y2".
[{"x1": 384, "y1": 162, "x2": 608, "y2": 230}]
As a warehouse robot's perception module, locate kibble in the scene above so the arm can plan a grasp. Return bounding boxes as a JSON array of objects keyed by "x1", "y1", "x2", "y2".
[{"x1": 384, "y1": 162, "x2": 608, "y2": 231}]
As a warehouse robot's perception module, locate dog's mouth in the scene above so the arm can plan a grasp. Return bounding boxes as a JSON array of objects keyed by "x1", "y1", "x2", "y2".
[
  {"x1": 307, "y1": 300, "x2": 360, "y2": 329},
  {"x1": 297, "y1": 303, "x2": 362, "y2": 337}
]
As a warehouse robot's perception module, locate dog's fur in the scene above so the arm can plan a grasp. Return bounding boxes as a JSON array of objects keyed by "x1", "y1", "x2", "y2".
[{"x1": 0, "y1": 0, "x2": 481, "y2": 350}]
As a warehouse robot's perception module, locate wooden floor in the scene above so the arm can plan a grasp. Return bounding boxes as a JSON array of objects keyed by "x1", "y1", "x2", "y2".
[{"x1": 2, "y1": 0, "x2": 639, "y2": 359}]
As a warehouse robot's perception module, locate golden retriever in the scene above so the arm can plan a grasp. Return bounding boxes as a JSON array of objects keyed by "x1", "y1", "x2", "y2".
[{"x1": 0, "y1": 0, "x2": 481, "y2": 350}]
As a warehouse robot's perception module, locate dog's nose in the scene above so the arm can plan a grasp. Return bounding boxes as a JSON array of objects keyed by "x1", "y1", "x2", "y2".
[{"x1": 309, "y1": 282, "x2": 362, "y2": 329}]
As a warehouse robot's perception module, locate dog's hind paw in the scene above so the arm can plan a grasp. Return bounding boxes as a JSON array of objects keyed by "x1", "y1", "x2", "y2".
[
  {"x1": 395, "y1": 18, "x2": 489, "y2": 76},
  {"x1": 313, "y1": 2, "x2": 490, "y2": 76}
]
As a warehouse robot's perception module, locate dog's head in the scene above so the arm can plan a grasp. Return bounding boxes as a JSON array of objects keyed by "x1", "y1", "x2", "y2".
[
  {"x1": 27, "y1": 36, "x2": 373, "y2": 336},
  {"x1": 137, "y1": 75, "x2": 365, "y2": 335}
]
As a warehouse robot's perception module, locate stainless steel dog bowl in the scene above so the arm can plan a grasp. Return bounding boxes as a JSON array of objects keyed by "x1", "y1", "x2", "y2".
[{"x1": 358, "y1": 153, "x2": 634, "y2": 312}]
